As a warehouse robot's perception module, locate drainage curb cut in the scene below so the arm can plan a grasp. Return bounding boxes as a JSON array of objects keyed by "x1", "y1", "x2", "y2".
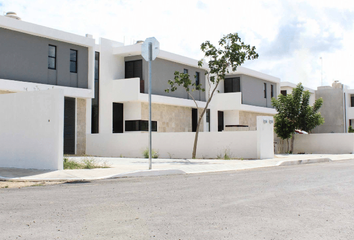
[{"x1": 277, "y1": 158, "x2": 332, "y2": 166}]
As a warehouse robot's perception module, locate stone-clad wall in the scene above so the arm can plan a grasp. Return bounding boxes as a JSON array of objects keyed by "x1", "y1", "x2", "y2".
[
  {"x1": 141, "y1": 103, "x2": 204, "y2": 132},
  {"x1": 76, "y1": 98, "x2": 86, "y2": 155},
  {"x1": 239, "y1": 111, "x2": 273, "y2": 129}
]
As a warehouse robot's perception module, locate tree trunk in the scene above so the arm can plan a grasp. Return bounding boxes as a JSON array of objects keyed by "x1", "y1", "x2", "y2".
[
  {"x1": 191, "y1": 80, "x2": 220, "y2": 159},
  {"x1": 290, "y1": 133, "x2": 295, "y2": 154},
  {"x1": 286, "y1": 138, "x2": 289, "y2": 153}
]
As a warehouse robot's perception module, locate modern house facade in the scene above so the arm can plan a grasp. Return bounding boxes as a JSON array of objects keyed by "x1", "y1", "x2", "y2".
[
  {"x1": 0, "y1": 12, "x2": 278, "y2": 162},
  {"x1": 0, "y1": 13, "x2": 95, "y2": 156}
]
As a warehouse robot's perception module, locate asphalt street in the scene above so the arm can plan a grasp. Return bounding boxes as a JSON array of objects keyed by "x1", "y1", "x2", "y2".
[{"x1": 1, "y1": 160, "x2": 354, "y2": 239}]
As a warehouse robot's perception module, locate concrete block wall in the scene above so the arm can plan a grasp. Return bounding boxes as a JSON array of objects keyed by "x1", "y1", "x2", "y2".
[{"x1": 76, "y1": 98, "x2": 86, "y2": 155}]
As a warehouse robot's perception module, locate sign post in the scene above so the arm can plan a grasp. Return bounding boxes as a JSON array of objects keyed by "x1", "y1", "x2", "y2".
[{"x1": 141, "y1": 37, "x2": 160, "y2": 170}]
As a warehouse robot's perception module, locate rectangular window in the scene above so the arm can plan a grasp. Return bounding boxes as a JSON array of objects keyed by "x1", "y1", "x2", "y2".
[
  {"x1": 192, "y1": 109, "x2": 198, "y2": 132},
  {"x1": 125, "y1": 60, "x2": 142, "y2": 79},
  {"x1": 281, "y1": 90, "x2": 287, "y2": 96},
  {"x1": 125, "y1": 120, "x2": 157, "y2": 131},
  {"x1": 264, "y1": 83, "x2": 267, "y2": 98},
  {"x1": 206, "y1": 109, "x2": 210, "y2": 132},
  {"x1": 70, "y1": 49, "x2": 78, "y2": 73},
  {"x1": 48, "y1": 45, "x2": 56, "y2": 69},
  {"x1": 351, "y1": 95, "x2": 354, "y2": 107},
  {"x1": 91, "y1": 52, "x2": 100, "y2": 134},
  {"x1": 271, "y1": 85, "x2": 274, "y2": 98},
  {"x1": 224, "y1": 77, "x2": 240, "y2": 93},
  {"x1": 112, "y1": 103, "x2": 124, "y2": 133},
  {"x1": 195, "y1": 72, "x2": 200, "y2": 86},
  {"x1": 183, "y1": 69, "x2": 188, "y2": 74}
]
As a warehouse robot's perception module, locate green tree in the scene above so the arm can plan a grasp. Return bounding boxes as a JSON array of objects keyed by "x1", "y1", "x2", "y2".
[
  {"x1": 165, "y1": 33, "x2": 259, "y2": 159},
  {"x1": 271, "y1": 83, "x2": 324, "y2": 153}
]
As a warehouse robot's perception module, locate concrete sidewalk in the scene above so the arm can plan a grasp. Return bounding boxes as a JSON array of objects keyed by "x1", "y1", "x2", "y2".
[{"x1": 0, "y1": 154, "x2": 353, "y2": 181}]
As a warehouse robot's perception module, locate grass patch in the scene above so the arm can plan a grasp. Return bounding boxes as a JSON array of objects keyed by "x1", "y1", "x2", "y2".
[
  {"x1": 142, "y1": 148, "x2": 159, "y2": 159},
  {"x1": 64, "y1": 158, "x2": 110, "y2": 170}
]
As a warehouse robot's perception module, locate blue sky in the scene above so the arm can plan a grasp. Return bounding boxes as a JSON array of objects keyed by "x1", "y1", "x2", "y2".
[{"x1": 1, "y1": 0, "x2": 354, "y2": 89}]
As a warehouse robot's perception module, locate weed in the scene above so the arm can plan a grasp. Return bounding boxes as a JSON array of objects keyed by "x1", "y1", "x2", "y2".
[
  {"x1": 63, "y1": 158, "x2": 110, "y2": 169},
  {"x1": 4, "y1": 186, "x2": 8, "y2": 188},
  {"x1": 167, "y1": 152, "x2": 174, "y2": 159},
  {"x1": 143, "y1": 148, "x2": 159, "y2": 158},
  {"x1": 217, "y1": 149, "x2": 232, "y2": 160}
]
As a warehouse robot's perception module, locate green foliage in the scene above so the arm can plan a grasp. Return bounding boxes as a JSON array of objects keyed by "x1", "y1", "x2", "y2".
[
  {"x1": 217, "y1": 149, "x2": 232, "y2": 160},
  {"x1": 349, "y1": 126, "x2": 354, "y2": 133},
  {"x1": 165, "y1": 33, "x2": 259, "y2": 159},
  {"x1": 143, "y1": 148, "x2": 159, "y2": 159},
  {"x1": 63, "y1": 157, "x2": 110, "y2": 169},
  {"x1": 271, "y1": 83, "x2": 324, "y2": 141}
]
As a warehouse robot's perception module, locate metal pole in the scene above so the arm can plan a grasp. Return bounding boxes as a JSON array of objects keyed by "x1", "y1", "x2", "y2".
[{"x1": 148, "y1": 42, "x2": 152, "y2": 170}]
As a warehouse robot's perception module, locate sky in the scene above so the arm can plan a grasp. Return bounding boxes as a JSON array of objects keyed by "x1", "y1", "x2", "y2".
[{"x1": 1, "y1": 0, "x2": 354, "y2": 89}]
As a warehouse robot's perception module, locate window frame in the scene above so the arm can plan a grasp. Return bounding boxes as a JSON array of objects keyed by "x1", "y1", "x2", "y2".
[
  {"x1": 48, "y1": 45, "x2": 56, "y2": 70},
  {"x1": 271, "y1": 84, "x2": 274, "y2": 98},
  {"x1": 195, "y1": 72, "x2": 200, "y2": 86},
  {"x1": 70, "y1": 49, "x2": 78, "y2": 73},
  {"x1": 264, "y1": 83, "x2": 267, "y2": 98}
]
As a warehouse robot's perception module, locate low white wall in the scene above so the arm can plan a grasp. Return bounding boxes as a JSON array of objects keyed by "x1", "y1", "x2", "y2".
[
  {"x1": 87, "y1": 131, "x2": 258, "y2": 159},
  {"x1": 0, "y1": 90, "x2": 64, "y2": 170},
  {"x1": 293, "y1": 133, "x2": 354, "y2": 154}
]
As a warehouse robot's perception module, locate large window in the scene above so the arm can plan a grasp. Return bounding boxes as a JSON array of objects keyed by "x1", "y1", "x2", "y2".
[
  {"x1": 264, "y1": 83, "x2": 267, "y2": 98},
  {"x1": 91, "y1": 52, "x2": 100, "y2": 134},
  {"x1": 351, "y1": 95, "x2": 354, "y2": 107},
  {"x1": 195, "y1": 72, "x2": 200, "y2": 86},
  {"x1": 48, "y1": 45, "x2": 56, "y2": 70},
  {"x1": 224, "y1": 77, "x2": 240, "y2": 93},
  {"x1": 113, "y1": 103, "x2": 124, "y2": 133},
  {"x1": 125, "y1": 60, "x2": 142, "y2": 79},
  {"x1": 70, "y1": 49, "x2": 78, "y2": 73},
  {"x1": 125, "y1": 120, "x2": 157, "y2": 132}
]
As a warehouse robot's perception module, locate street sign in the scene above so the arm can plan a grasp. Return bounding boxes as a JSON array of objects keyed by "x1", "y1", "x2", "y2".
[
  {"x1": 141, "y1": 37, "x2": 160, "y2": 170},
  {"x1": 141, "y1": 37, "x2": 160, "y2": 61}
]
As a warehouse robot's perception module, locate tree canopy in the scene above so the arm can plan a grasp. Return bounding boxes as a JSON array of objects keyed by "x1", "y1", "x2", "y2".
[
  {"x1": 271, "y1": 83, "x2": 324, "y2": 152},
  {"x1": 165, "y1": 33, "x2": 259, "y2": 158}
]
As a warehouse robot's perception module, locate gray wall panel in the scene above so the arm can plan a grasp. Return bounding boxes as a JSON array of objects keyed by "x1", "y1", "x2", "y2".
[
  {"x1": 124, "y1": 56, "x2": 206, "y2": 101},
  {"x1": 0, "y1": 27, "x2": 88, "y2": 88}
]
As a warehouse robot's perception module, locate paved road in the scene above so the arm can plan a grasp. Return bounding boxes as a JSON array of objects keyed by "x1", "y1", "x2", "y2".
[{"x1": 1, "y1": 160, "x2": 354, "y2": 240}]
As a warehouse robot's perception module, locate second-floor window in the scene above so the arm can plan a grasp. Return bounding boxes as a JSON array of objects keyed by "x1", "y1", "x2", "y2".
[
  {"x1": 125, "y1": 60, "x2": 142, "y2": 79},
  {"x1": 195, "y1": 72, "x2": 200, "y2": 86},
  {"x1": 183, "y1": 69, "x2": 188, "y2": 74},
  {"x1": 48, "y1": 45, "x2": 56, "y2": 70},
  {"x1": 264, "y1": 83, "x2": 267, "y2": 98},
  {"x1": 281, "y1": 90, "x2": 287, "y2": 96},
  {"x1": 351, "y1": 95, "x2": 354, "y2": 107},
  {"x1": 224, "y1": 77, "x2": 240, "y2": 93},
  {"x1": 70, "y1": 49, "x2": 78, "y2": 73}
]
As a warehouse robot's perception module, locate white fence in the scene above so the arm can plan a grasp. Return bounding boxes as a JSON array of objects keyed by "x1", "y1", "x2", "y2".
[
  {"x1": 87, "y1": 116, "x2": 274, "y2": 159},
  {"x1": 0, "y1": 90, "x2": 64, "y2": 170},
  {"x1": 293, "y1": 133, "x2": 354, "y2": 154}
]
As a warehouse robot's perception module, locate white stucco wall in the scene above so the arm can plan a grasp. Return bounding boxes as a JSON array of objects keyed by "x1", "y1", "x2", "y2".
[
  {"x1": 87, "y1": 131, "x2": 258, "y2": 159},
  {"x1": 0, "y1": 89, "x2": 64, "y2": 170},
  {"x1": 293, "y1": 133, "x2": 354, "y2": 154}
]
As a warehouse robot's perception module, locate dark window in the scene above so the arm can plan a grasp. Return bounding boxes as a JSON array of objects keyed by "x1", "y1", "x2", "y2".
[
  {"x1": 125, "y1": 120, "x2": 157, "y2": 131},
  {"x1": 350, "y1": 119, "x2": 352, "y2": 127},
  {"x1": 218, "y1": 111, "x2": 224, "y2": 132},
  {"x1": 48, "y1": 45, "x2": 56, "y2": 69},
  {"x1": 206, "y1": 109, "x2": 210, "y2": 132},
  {"x1": 271, "y1": 85, "x2": 274, "y2": 98},
  {"x1": 224, "y1": 77, "x2": 240, "y2": 93},
  {"x1": 351, "y1": 95, "x2": 354, "y2": 107},
  {"x1": 70, "y1": 49, "x2": 78, "y2": 73},
  {"x1": 264, "y1": 83, "x2": 267, "y2": 98},
  {"x1": 125, "y1": 60, "x2": 142, "y2": 79},
  {"x1": 183, "y1": 69, "x2": 188, "y2": 74},
  {"x1": 91, "y1": 52, "x2": 100, "y2": 134},
  {"x1": 281, "y1": 90, "x2": 287, "y2": 96},
  {"x1": 64, "y1": 97, "x2": 75, "y2": 154},
  {"x1": 192, "y1": 109, "x2": 198, "y2": 132},
  {"x1": 195, "y1": 72, "x2": 200, "y2": 86},
  {"x1": 113, "y1": 103, "x2": 124, "y2": 133}
]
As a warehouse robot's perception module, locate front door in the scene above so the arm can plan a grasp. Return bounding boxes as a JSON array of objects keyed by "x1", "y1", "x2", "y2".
[
  {"x1": 218, "y1": 111, "x2": 224, "y2": 132},
  {"x1": 64, "y1": 97, "x2": 76, "y2": 154}
]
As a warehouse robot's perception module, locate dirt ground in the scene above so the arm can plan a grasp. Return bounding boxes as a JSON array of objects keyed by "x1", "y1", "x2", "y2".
[{"x1": 0, "y1": 181, "x2": 64, "y2": 189}]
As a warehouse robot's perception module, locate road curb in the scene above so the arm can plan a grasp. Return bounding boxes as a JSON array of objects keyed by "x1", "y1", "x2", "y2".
[{"x1": 277, "y1": 158, "x2": 332, "y2": 166}]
